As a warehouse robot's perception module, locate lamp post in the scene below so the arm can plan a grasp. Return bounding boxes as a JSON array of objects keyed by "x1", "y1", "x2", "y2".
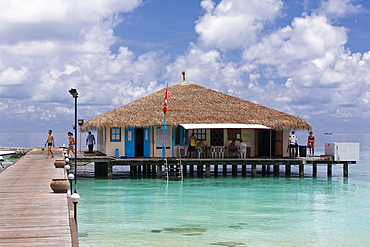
[
  {"x1": 69, "y1": 88, "x2": 80, "y2": 227},
  {"x1": 71, "y1": 192, "x2": 80, "y2": 226},
  {"x1": 69, "y1": 88, "x2": 78, "y2": 193}
]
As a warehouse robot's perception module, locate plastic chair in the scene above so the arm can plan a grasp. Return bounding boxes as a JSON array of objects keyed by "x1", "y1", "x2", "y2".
[
  {"x1": 197, "y1": 146, "x2": 205, "y2": 158},
  {"x1": 211, "y1": 146, "x2": 217, "y2": 159},
  {"x1": 218, "y1": 146, "x2": 225, "y2": 159}
]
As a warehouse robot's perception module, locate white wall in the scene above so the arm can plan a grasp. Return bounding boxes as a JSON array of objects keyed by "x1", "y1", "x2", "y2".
[
  {"x1": 97, "y1": 128, "x2": 106, "y2": 154},
  {"x1": 283, "y1": 129, "x2": 290, "y2": 157},
  {"x1": 105, "y1": 127, "x2": 125, "y2": 157}
]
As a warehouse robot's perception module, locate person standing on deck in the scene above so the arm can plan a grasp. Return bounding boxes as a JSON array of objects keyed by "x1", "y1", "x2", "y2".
[
  {"x1": 288, "y1": 131, "x2": 298, "y2": 157},
  {"x1": 45, "y1": 130, "x2": 55, "y2": 158},
  {"x1": 308, "y1": 131, "x2": 316, "y2": 157},
  {"x1": 238, "y1": 140, "x2": 248, "y2": 158},
  {"x1": 86, "y1": 131, "x2": 95, "y2": 153},
  {"x1": 67, "y1": 132, "x2": 75, "y2": 157},
  {"x1": 187, "y1": 133, "x2": 197, "y2": 158}
]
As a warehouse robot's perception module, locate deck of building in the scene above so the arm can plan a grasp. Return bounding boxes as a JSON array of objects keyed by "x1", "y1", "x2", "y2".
[
  {"x1": 0, "y1": 148, "x2": 78, "y2": 247},
  {"x1": 70, "y1": 151, "x2": 354, "y2": 179}
]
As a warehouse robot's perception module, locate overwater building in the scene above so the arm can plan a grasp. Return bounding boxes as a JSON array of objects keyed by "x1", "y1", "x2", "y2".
[{"x1": 80, "y1": 73, "x2": 311, "y2": 158}]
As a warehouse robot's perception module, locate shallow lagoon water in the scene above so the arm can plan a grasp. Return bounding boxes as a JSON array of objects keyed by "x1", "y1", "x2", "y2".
[
  {"x1": 1, "y1": 132, "x2": 370, "y2": 246},
  {"x1": 78, "y1": 157, "x2": 370, "y2": 246}
]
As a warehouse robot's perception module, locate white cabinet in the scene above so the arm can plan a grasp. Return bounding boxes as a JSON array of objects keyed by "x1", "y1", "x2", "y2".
[{"x1": 325, "y1": 143, "x2": 360, "y2": 161}]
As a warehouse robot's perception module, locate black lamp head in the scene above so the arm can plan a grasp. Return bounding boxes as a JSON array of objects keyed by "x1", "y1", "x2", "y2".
[
  {"x1": 78, "y1": 119, "x2": 84, "y2": 126},
  {"x1": 69, "y1": 88, "x2": 78, "y2": 98}
]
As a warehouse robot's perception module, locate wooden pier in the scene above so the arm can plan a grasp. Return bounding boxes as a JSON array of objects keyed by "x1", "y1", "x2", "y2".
[
  {"x1": 0, "y1": 148, "x2": 78, "y2": 246},
  {"x1": 72, "y1": 151, "x2": 355, "y2": 179}
]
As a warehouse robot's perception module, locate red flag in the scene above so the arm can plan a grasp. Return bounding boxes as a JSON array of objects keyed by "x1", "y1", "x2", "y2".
[{"x1": 163, "y1": 88, "x2": 167, "y2": 114}]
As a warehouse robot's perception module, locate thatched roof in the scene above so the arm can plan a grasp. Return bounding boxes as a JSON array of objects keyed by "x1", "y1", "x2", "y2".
[{"x1": 81, "y1": 80, "x2": 311, "y2": 132}]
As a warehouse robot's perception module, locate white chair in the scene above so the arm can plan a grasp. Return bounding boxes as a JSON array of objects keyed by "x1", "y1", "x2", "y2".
[
  {"x1": 218, "y1": 146, "x2": 225, "y2": 159},
  {"x1": 197, "y1": 146, "x2": 205, "y2": 158},
  {"x1": 211, "y1": 146, "x2": 217, "y2": 159}
]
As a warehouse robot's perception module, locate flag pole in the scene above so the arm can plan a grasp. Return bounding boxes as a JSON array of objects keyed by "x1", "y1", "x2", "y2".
[{"x1": 162, "y1": 82, "x2": 168, "y2": 159}]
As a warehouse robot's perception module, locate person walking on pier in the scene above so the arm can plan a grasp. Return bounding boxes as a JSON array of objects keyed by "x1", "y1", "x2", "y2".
[
  {"x1": 45, "y1": 130, "x2": 55, "y2": 158},
  {"x1": 86, "y1": 131, "x2": 96, "y2": 153},
  {"x1": 67, "y1": 132, "x2": 75, "y2": 157}
]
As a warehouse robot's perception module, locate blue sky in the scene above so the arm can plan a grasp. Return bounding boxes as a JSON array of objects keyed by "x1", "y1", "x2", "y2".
[{"x1": 0, "y1": 0, "x2": 370, "y2": 136}]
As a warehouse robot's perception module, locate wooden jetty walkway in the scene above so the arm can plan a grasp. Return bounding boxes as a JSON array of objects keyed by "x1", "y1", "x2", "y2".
[{"x1": 0, "y1": 148, "x2": 78, "y2": 247}]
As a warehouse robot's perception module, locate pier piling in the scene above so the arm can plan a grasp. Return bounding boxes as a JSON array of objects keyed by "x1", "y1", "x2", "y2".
[
  {"x1": 343, "y1": 163, "x2": 348, "y2": 177},
  {"x1": 313, "y1": 163, "x2": 317, "y2": 177}
]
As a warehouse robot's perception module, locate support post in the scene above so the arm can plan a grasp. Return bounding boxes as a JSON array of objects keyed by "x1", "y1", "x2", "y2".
[
  {"x1": 274, "y1": 165, "x2": 279, "y2": 177},
  {"x1": 206, "y1": 164, "x2": 211, "y2": 178},
  {"x1": 107, "y1": 163, "x2": 113, "y2": 179},
  {"x1": 285, "y1": 164, "x2": 291, "y2": 177},
  {"x1": 299, "y1": 164, "x2": 304, "y2": 178},
  {"x1": 130, "y1": 165, "x2": 134, "y2": 178},
  {"x1": 327, "y1": 164, "x2": 332, "y2": 177},
  {"x1": 137, "y1": 165, "x2": 141, "y2": 178},
  {"x1": 214, "y1": 165, "x2": 218, "y2": 177},
  {"x1": 313, "y1": 162, "x2": 317, "y2": 177},
  {"x1": 197, "y1": 165, "x2": 203, "y2": 178},
  {"x1": 267, "y1": 165, "x2": 271, "y2": 176},
  {"x1": 223, "y1": 165, "x2": 227, "y2": 177},
  {"x1": 262, "y1": 165, "x2": 266, "y2": 176},
  {"x1": 252, "y1": 164, "x2": 257, "y2": 178},
  {"x1": 232, "y1": 165, "x2": 237, "y2": 177},
  {"x1": 242, "y1": 164, "x2": 246, "y2": 177},
  {"x1": 190, "y1": 165, "x2": 194, "y2": 177},
  {"x1": 133, "y1": 165, "x2": 138, "y2": 178},
  {"x1": 157, "y1": 164, "x2": 162, "y2": 179},
  {"x1": 152, "y1": 164, "x2": 156, "y2": 178},
  {"x1": 95, "y1": 162, "x2": 108, "y2": 178},
  {"x1": 343, "y1": 163, "x2": 348, "y2": 177},
  {"x1": 142, "y1": 164, "x2": 147, "y2": 178}
]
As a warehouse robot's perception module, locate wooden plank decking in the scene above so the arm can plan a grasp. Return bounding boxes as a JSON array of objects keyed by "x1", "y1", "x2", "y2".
[{"x1": 0, "y1": 148, "x2": 77, "y2": 246}]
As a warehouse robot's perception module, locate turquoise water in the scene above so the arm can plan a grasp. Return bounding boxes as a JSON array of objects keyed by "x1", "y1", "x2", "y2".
[
  {"x1": 78, "y1": 153, "x2": 370, "y2": 246},
  {"x1": 1, "y1": 132, "x2": 370, "y2": 246},
  {"x1": 0, "y1": 154, "x2": 18, "y2": 170}
]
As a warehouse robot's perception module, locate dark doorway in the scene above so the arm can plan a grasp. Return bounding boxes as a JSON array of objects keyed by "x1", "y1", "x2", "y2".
[
  {"x1": 211, "y1": 129, "x2": 224, "y2": 146},
  {"x1": 257, "y1": 130, "x2": 276, "y2": 157},
  {"x1": 135, "y1": 128, "x2": 144, "y2": 157}
]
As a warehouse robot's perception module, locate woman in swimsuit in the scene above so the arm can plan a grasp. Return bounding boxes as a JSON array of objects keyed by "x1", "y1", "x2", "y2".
[
  {"x1": 67, "y1": 132, "x2": 75, "y2": 157},
  {"x1": 308, "y1": 131, "x2": 316, "y2": 157}
]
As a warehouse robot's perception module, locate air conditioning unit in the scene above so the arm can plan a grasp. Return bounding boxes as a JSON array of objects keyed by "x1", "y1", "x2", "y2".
[{"x1": 325, "y1": 143, "x2": 360, "y2": 162}]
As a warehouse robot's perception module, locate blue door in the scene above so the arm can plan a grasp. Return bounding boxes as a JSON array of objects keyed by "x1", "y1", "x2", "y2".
[
  {"x1": 143, "y1": 127, "x2": 151, "y2": 157},
  {"x1": 125, "y1": 127, "x2": 135, "y2": 157}
]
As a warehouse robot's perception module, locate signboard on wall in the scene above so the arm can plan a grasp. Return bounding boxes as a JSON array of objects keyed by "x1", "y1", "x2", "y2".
[{"x1": 241, "y1": 129, "x2": 250, "y2": 141}]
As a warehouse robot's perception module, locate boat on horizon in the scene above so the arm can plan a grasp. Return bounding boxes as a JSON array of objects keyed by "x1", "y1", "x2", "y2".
[{"x1": 324, "y1": 132, "x2": 333, "y2": 135}]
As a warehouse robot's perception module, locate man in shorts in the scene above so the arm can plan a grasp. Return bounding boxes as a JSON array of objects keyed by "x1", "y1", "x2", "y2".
[
  {"x1": 86, "y1": 131, "x2": 96, "y2": 153},
  {"x1": 187, "y1": 133, "x2": 197, "y2": 158},
  {"x1": 288, "y1": 131, "x2": 298, "y2": 157},
  {"x1": 45, "y1": 130, "x2": 55, "y2": 158}
]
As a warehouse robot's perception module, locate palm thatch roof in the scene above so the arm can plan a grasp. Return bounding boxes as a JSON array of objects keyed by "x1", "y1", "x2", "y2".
[{"x1": 81, "y1": 80, "x2": 311, "y2": 132}]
